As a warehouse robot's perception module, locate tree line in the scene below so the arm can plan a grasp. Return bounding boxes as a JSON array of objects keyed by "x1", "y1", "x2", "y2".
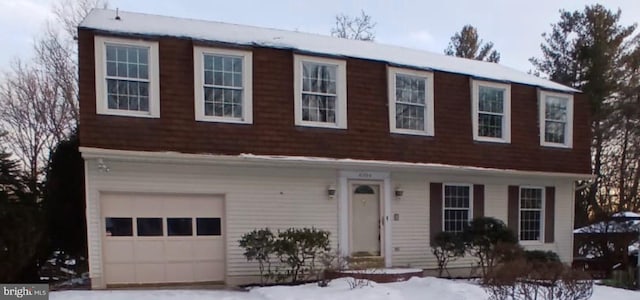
[{"x1": 0, "y1": 2, "x2": 638, "y2": 283}]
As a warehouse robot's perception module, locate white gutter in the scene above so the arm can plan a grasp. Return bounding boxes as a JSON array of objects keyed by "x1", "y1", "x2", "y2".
[{"x1": 80, "y1": 146, "x2": 594, "y2": 180}]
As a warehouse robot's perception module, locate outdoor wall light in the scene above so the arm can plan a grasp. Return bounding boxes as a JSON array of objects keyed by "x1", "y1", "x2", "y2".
[
  {"x1": 327, "y1": 185, "x2": 337, "y2": 199},
  {"x1": 395, "y1": 186, "x2": 404, "y2": 200}
]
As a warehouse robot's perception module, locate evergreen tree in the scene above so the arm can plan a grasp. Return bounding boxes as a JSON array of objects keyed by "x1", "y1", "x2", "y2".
[
  {"x1": 43, "y1": 131, "x2": 86, "y2": 260},
  {"x1": 445, "y1": 25, "x2": 500, "y2": 62},
  {"x1": 0, "y1": 146, "x2": 45, "y2": 282},
  {"x1": 530, "y1": 5, "x2": 638, "y2": 226}
]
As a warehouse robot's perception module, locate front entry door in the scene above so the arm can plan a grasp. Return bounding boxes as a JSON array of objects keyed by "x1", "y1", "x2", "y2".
[{"x1": 351, "y1": 184, "x2": 381, "y2": 256}]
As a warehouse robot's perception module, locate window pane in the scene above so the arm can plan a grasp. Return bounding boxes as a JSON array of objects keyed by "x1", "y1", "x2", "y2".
[
  {"x1": 396, "y1": 74, "x2": 426, "y2": 104},
  {"x1": 545, "y1": 121, "x2": 565, "y2": 144},
  {"x1": 105, "y1": 217, "x2": 132, "y2": 236},
  {"x1": 443, "y1": 185, "x2": 470, "y2": 233},
  {"x1": 478, "y1": 113, "x2": 503, "y2": 138},
  {"x1": 196, "y1": 218, "x2": 221, "y2": 236},
  {"x1": 302, "y1": 62, "x2": 337, "y2": 94},
  {"x1": 137, "y1": 218, "x2": 163, "y2": 236},
  {"x1": 520, "y1": 188, "x2": 543, "y2": 241},
  {"x1": 167, "y1": 218, "x2": 193, "y2": 236},
  {"x1": 478, "y1": 86, "x2": 504, "y2": 113},
  {"x1": 545, "y1": 97, "x2": 567, "y2": 121},
  {"x1": 301, "y1": 94, "x2": 336, "y2": 123},
  {"x1": 396, "y1": 103, "x2": 424, "y2": 130}
]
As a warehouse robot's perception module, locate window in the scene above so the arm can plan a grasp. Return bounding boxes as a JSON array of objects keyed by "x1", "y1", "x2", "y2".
[
  {"x1": 539, "y1": 90, "x2": 573, "y2": 148},
  {"x1": 94, "y1": 36, "x2": 159, "y2": 118},
  {"x1": 167, "y1": 218, "x2": 193, "y2": 236},
  {"x1": 294, "y1": 55, "x2": 347, "y2": 129},
  {"x1": 443, "y1": 184, "x2": 472, "y2": 233},
  {"x1": 519, "y1": 187, "x2": 544, "y2": 241},
  {"x1": 471, "y1": 80, "x2": 511, "y2": 143},
  {"x1": 136, "y1": 217, "x2": 163, "y2": 236},
  {"x1": 388, "y1": 67, "x2": 434, "y2": 135},
  {"x1": 105, "y1": 217, "x2": 132, "y2": 236},
  {"x1": 194, "y1": 47, "x2": 253, "y2": 123},
  {"x1": 196, "y1": 218, "x2": 222, "y2": 236}
]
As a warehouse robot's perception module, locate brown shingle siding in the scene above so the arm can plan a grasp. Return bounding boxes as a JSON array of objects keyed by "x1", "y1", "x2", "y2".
[{"x1": 79, "y1": 29, "x2": 591, "y2": 174}]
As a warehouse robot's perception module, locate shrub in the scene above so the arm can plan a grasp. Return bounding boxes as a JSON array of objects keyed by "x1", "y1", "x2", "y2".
[
  {"x1": 462, "y1": 217, "x2": 518, "y2": 277},
  {"x1": 238, "y1": 228, "x2": 276, "y2": 284},
  {"x1": 275, "y1": 227, "x2": 331, "y2": 283},
  {"x1": 431, "y1": 231, "x2": 465, "y2": 277},
  {"x1": 524, "y1": 250, "x2": 561, "y2": 264},
  {"x1": 483, "y1": 259, "x2": 593, "y2": 300}
]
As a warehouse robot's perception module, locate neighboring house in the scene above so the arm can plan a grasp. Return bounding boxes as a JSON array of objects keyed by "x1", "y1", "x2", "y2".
[{"x1": 78, "y1": 9, "x2": 591, "y2": 288}]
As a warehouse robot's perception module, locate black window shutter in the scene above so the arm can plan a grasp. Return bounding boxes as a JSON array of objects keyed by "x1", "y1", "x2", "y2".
[
  {"x1": 545, "y1": 187, "x2": 555, "y2": 243},
  {"x1": 473, "y1": 184, "x2": 485, "y2": 218},
  {"x1": 507, "y1": 185, "x2": 520, "y2": 237},
  {"x1": 430, "y1": 182, "x2": 443, "y2": 245}
]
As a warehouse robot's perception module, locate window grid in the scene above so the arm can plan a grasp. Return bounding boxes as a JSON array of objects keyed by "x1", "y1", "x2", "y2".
[
  {"x1": 105, "y1": 44, "x2": 150, "y2": 112},
  {"x1": 443, "y1": 185, "x2": 471, "y2": 233},
  {"x1": 202, "y1": 54, "x2": 244, "y2": 119},
  {"x1": 520, "y1": 188, "x2": 543, "y2": 241},
  {"x1": 395, "y1": 74, "x2": 426, "y2": 131},
  {"x1": 301, "y1": 62, "x2": 338, "y2": 123},
  {"x1": 544, "y1": 96, "x2": 568, "y2": 144},
  {"x1": 477, "y1": 86, "x2": 505, "y2": 138}
]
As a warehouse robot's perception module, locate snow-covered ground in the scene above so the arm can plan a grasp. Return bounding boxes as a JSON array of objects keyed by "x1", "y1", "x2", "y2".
[{"x1": 50, "y1": 277, "x2": 639, "y2": 300}]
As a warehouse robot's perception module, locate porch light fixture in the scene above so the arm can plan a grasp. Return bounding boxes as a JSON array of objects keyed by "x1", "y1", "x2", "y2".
[
  {"x1": 395, "y1": 186, "x2": 404, "y2": 200},
  {"x1": 97, "y1": 158, "x2": 110, "y2": 173},
  {"x1": 327, "y1": 185, "x2": 336, "y2": 199}
]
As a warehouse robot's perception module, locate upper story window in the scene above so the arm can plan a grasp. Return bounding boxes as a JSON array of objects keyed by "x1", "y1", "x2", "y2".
[
  {"x1": 388, "y1": 67, "x2": 434, "y2": 136},
  {"x1": 193, "y1": 47, "x2": 253, "y2": 123},
  {"x1": 443, "y1": 184, "x2": 472, "y2": 233},
  {"x1": 519, "y1": 187, "x2": 544, "y2": 241},
  {"x1": 539, "y1": 90, "x2": 573, "y2": 148},
  {"x1": 293, "y1": 55, "x2": 347, "y2": 129},
  {"x1": 471, "y1": 80, "x2": 511, "y2": 143},
  {"x1": 94, "y1": 36, "x2": 160, "y2": 118}
]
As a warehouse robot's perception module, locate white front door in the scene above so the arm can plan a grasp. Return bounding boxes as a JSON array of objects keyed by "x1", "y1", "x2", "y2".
[{"x1": 350, "y1": 184, "x2": 381, "y2": 256}]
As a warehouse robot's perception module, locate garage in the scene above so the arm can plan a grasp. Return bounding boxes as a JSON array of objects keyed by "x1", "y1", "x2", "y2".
[{"x1": 101, "y1": 193, "x2": 225, "y2": 285}]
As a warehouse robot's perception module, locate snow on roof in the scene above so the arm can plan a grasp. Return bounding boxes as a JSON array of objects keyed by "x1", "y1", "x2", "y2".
[
  {"x1": 613, "y1": 211, "x2": 640, "y2": 218},
  {"x1": 80, "y1": 9, "x2": 578, "y2": 93},
  {"x1": 573, "y1": 218, "x2": 640, "y2": 234}
]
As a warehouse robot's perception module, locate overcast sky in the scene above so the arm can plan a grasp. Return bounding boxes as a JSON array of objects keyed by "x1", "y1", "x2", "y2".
[{"x1": 1, "y1": 0, "x2": 639, "y2": 73}]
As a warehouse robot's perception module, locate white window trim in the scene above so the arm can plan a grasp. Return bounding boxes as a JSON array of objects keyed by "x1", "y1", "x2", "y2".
[
  {"x1": 293, "y1": 54, "x2": 347, "y2": 129},
  {"x1": 471, "y1": 79, "x2": 511, "y2": 143},
  {"x1": 518, "y1": 186, "x2": 545, "y2": 244},
  {"x1": 94, "y1": 36, "x2": 160, "y2": 118},
  {"x1": 538, "y1": 90, "x2": 573, "y2": 148},
  {"x1": 387, "y1": 67, "x2": 435, "y2": 136},
  {"x1": 442, "y1": 183, "x2": 473, "y2": 233},
  {"x1": 193, "y1": 46, "x2": 253, "y2": 124}
]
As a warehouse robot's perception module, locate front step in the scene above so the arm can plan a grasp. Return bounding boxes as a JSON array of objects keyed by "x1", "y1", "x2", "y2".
[{"x1": 348, "y1": 256, "x2": 384, "y2": 269}]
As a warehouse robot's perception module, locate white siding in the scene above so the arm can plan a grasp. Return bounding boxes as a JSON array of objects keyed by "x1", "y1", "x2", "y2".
[
  {"x1": 85, "y1": 159, "x2": 339, "y2": 288},
  {"x1": 85, "y1": 154, "x2": 576, "y2": 287}
]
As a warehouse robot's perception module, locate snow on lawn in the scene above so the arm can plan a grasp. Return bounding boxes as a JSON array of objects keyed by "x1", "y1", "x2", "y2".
[{"x1": 50, "y1": 277, "x2": 639, "y2": 300}]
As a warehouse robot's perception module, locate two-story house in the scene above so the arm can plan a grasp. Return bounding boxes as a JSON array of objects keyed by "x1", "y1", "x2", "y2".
[{"x1": 78, "y1": 9, "x2": 591, "y2": 288}]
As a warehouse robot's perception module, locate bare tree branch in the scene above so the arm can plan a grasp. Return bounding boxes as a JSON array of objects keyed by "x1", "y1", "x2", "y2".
[{"x1": 330, "y1": 10, "x2": 376, "y2": 41}]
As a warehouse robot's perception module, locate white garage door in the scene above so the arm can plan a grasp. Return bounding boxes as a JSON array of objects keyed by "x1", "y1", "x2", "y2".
[{"x1": 101, "y1": 193, "x2": 225, "y2": 285}]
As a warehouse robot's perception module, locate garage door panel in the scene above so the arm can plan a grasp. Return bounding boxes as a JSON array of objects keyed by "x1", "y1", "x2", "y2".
[
  {"x1": 194, "y1": 261, "x2": 224, "y2": 282},
  {"x1": 165, "y1": 262, "x2": 195, "y2": 282},
  {"x1": 102, "y1": 193, "x2": 225, "y2": 285},
  {"x1": 104, "y1": 264, "x2": 135, "y2": 284},
  {"x1": 136, "y1": 264, "x2": 166, "y2": 283},
  {"x1": 193, "y1": 239, "x2": 223, "y2": 260},
  {"x1": 133, "y1": 197, "x2": 165, "y2": 216},
  {"x1": 103, "y1": 240, "x2": 134, "y2": 263},
  {"x1": 102, "y1": 194, "x2": 133, "y2": 216},
  {"x1": 192, "y1": 197, "x2": 223, "y2": 213},
  {"x1": 165, "y1": 240, "x2": 193, "y2": 261},
  {"x1": 135, "y1": 240, "x2": 165, "y2": 262}
]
